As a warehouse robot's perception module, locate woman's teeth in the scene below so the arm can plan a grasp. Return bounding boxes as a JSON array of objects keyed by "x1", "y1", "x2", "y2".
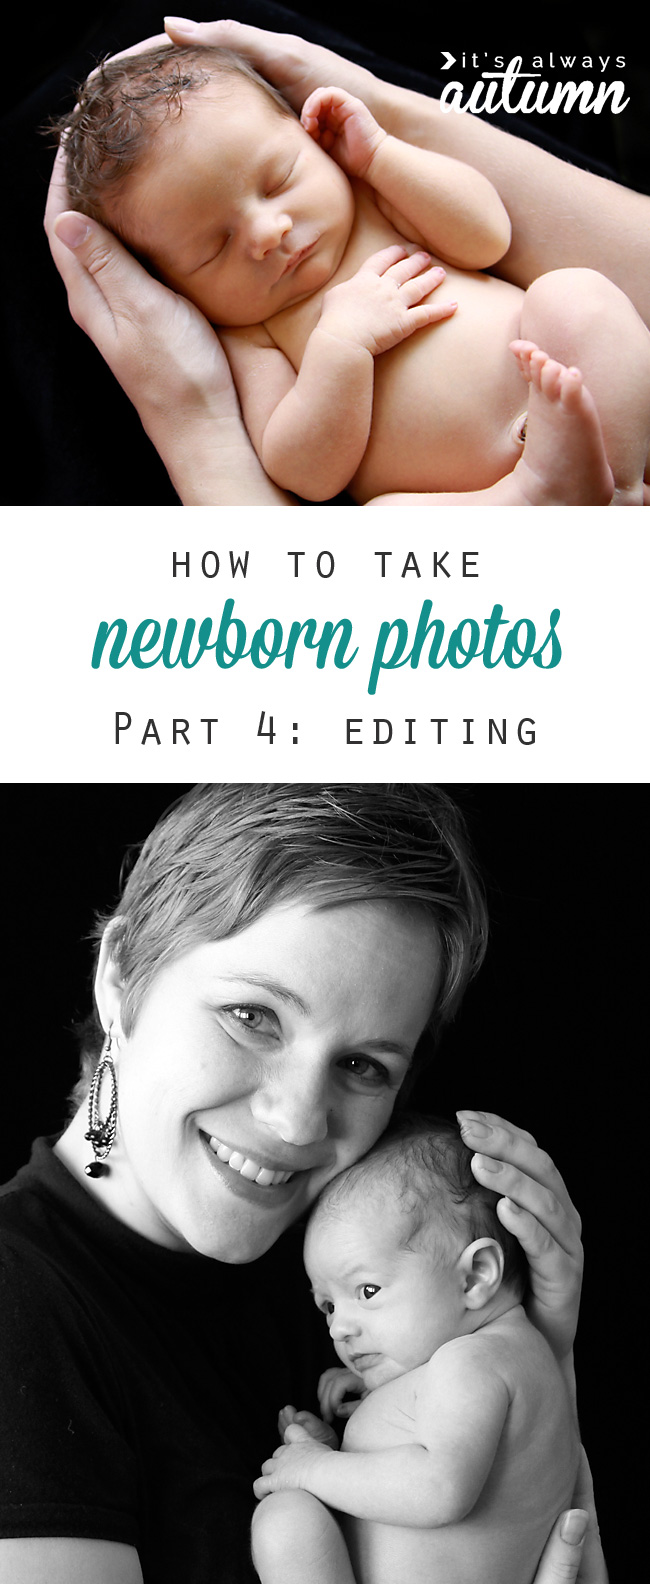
[{"x1": 208, "y1": 1136, "x2": 294, "y2": 1187}]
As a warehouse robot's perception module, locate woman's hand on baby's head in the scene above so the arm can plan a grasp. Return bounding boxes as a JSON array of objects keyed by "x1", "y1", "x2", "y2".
[
  {"x1": 301, "y1": 86, "x2": 386, "y2": 180},
  {"x1": 457, "y1": 1111, "x2": 583, "y2": 1365}
]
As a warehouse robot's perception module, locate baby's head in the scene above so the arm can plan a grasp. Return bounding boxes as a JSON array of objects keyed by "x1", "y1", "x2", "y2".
[
  {"x1": 58, "y1": 44, "x2": 355, "y2": 326},
  {"x1": 304, "y1": 1115, "x2": 527, "y2": 1390}
]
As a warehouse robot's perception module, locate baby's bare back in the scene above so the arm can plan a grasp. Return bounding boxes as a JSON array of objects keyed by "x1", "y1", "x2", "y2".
[
  {"x1": 266, "y1": 188, "x2": 528, "y2": 501},
  {"x1": 339, "y1": 1313, "x2": 579, "y2": 1584}
]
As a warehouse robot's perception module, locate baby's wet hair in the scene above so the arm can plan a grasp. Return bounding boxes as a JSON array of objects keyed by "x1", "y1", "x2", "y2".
[
  {"x1": 311, "y1": 1114, "x2": 528, "y2": 1300},
  {"x1": 52, "y1": 43, "x2": 296, "y2": 227}
]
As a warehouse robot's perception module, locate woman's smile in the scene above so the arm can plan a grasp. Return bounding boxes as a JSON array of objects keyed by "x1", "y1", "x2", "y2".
[{"x1": 204, "y1": 1133, "x2": 297, "y2": 1186}]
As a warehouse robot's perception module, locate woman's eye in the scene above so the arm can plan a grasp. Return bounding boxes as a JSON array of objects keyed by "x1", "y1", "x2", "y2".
[
  {"x1": 339, "y1": 1055, "x2": 390, "y2": 1088},
  {"x1": 224, "y1": 1005, "x2": 271, "y2": 1034},
  {"x1": 359, "y1": 1284, "x2": 381, "y2": 1302}
]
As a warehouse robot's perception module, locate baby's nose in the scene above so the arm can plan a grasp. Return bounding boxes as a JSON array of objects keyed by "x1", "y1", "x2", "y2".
[
  {"x1": 248, "y1": 204, "x2": 292, "y2": 260},
  {"x1": 329, "y1": 1307, "x2": 360, "y2": 1342}
]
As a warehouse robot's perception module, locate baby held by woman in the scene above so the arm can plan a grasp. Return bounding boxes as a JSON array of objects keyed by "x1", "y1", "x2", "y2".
[
  {"x1": 252, "y1": 1116, "x2": 579, "y2": 1584},
  {"x1": 59, "y1": 44, "x2": 650, "y2": 505}
]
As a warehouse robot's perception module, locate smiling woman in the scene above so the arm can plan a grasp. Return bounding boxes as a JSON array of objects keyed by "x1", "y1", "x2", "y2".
[{"x1": 0, "y1": 785, "x2": 597, "y2": 1584}]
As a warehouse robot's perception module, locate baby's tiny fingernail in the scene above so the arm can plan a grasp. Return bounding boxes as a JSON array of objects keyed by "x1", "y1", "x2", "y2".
[
  {"x1": 560, "y1": 1511, "x2": 588, "y2": 1546},
  {"x1": 473, "y1": 1154, "x2": 502, "y2": 1173}
]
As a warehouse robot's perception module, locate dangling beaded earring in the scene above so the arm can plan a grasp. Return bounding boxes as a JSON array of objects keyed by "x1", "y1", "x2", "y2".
[{"x1": 84, "y1": 1029, "x2": 118, "y2": 1178}]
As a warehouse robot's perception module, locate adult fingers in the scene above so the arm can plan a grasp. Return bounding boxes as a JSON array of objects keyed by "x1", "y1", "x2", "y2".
[
  {"x1": 533, "y1": 1512, "x2": 590, "y2": 1584},
  {"x1": 457, "y1": 1110, "x2": 581, "y2": 1237},
  {"x1": 53, "y1": 209, "x2": 184, "y2": 349}
]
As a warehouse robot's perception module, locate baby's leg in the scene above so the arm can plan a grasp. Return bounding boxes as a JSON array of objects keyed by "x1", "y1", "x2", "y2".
[
  {"x1": 252, "y1": 1490, "x2": 356, "y2": 1584},
  {"x1": 518, "y1": 268, "x2": 650, "y2": 504},
  {"x1": 507, "y1": 346, "x2": 614, "y2": 506},
  {"x1": 370, "y1": 351, "x2": 614, "y2": 506}
]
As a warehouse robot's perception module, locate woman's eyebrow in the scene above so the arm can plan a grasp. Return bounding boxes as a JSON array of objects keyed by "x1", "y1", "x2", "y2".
[{"x1": 211, "y1": 973, "x2": 310, "y2": 1014}]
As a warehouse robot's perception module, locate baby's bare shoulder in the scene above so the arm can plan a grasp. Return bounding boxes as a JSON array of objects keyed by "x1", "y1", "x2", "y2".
[{"x1": 421, "y1": 1309, "x2": 547, "y2": 1393}]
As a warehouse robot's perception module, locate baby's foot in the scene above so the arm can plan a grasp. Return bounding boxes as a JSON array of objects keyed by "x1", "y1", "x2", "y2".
[{"x1": 508, "y1": 340, "x2": 614, "y2": 506}]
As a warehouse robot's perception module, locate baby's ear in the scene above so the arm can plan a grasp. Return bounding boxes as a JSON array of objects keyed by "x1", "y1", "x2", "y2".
[{"x1": 458, "y1": 1237, "x2": 504, "y2": 1309}]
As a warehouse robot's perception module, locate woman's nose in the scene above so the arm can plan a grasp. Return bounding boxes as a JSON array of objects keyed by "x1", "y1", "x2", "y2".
[
  {"x1": 247, "y1": 202, "x2": 292, "y2": 260},
  {"x1": 250, "y1": 1065, "x2": 330, "y2": 1146}
]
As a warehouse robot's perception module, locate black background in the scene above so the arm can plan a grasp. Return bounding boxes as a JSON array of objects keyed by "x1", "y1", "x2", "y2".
[{"x1": 1, "y1": 782, "x2": 642, "y2": 1573}]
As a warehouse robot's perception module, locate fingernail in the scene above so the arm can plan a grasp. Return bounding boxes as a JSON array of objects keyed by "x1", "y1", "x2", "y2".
[
  {"x1": 502, "y1": 1197, "x2": 520, "y2": 1214},
  {"x1": 473, "y1": 1154, "x2": 501, "y2": 1173},
  {"x1": 164, "y1": 15, "x2": 198, "y2": 33},
  {"x1": 560, "y1": 1511, "x2": 588, "y2": 1546},
  {"x1": 459, "y1": 1120, "x2": 492, "y2": 1138},
  {"x1": 55, "y1": 214, "x2": 91, "y2": 249},
  {"x1": 457, "y1": 1110, "x2": 486, "y2": 1123}
]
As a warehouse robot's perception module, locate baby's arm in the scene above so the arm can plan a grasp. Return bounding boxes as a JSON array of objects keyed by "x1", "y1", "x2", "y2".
[
  {"x1": 302, "y1": 88, "x2": 511, "y2": 270},
  {"x1": 255, "y1": 1339, "x2": 510, "y2": 1527},
  {"x1": 222, "y1": 251, "x2": 455, "y2": 501}
]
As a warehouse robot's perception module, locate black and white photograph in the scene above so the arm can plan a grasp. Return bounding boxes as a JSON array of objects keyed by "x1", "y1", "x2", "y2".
[{"x1": 0, "y1": 782, "x2": 638, "y2": 1582}]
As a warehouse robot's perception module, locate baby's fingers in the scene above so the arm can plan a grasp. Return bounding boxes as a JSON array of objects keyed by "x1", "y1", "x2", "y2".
[{"x1": 394, "y1": 261, "x2": 453, "y2": 307}]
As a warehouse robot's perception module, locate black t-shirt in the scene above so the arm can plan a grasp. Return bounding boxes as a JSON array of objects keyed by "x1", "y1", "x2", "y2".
[{"x1": 0, "y1": 1139, "x2": 330, "y2": 1581}]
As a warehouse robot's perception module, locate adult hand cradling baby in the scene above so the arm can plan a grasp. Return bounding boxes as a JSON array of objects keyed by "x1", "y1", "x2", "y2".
[{"x1": 44, "y1": 14, "x2": 650, "y2": 507}]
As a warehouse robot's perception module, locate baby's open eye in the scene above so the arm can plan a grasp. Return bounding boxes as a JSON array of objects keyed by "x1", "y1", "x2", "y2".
[{"x1": 359, "y1": 1284, "x2": 381, "y2": 1302}]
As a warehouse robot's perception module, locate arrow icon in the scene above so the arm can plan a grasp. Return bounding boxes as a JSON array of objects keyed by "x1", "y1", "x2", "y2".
[{"x1": 440, "y1": 52, "x2": 456, "y2": 70}]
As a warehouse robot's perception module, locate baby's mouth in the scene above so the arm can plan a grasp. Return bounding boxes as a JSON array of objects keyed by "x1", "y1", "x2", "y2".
[
  {"x1": 349, "y1": 1353, "x2": 382, "y2": 1373},
  {"x1": 281, "y1": 240, "x2": 316, "y2": 275},
  {"x1": 205, "y1": 1134, "x2": 295, "y2": 1188}
]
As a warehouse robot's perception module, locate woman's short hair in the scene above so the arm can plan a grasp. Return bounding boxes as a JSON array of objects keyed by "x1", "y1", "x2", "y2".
[{"x1": 76, "y1": 784, "x2": 487, "y2": 1096}]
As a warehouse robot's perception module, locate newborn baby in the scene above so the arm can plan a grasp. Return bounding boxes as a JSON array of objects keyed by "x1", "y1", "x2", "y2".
[
  {"x1": 252, "y1": 1116, "x2": 580, "y2": 1584},
  {"x1": 59, "y1": 45, "x2": 650, "y2": 505}
]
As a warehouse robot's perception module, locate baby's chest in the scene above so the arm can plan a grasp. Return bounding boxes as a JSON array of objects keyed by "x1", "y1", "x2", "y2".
[
  {"x1": 343, "y1": 1373, "x2": 421, "y2": 1454},
  {"x1": 266, "y1": 198, "x2": 411, "y2": 369}
]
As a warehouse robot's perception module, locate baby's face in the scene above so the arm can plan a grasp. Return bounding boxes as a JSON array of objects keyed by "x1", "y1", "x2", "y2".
[
  {"x1": 305, "y1": 1195, "x2": 467, "y2": 1392},
  {"x1": 111, "y1": 78, "x2": 355, "y2": 326}
]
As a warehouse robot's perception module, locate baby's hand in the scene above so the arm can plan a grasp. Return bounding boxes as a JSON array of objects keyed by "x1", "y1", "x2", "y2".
[
  {"x1": 301, "y1": 85, "x2": 386, "y2": 179},
  {"x1": 254, "y1": 1425, "x2": 332, "y2": 1500},
  {"x1": 317, "y1": 1366, "x2": 365, "y2": 1423},
  {"x1": 318, "y1": 247, "x2": 457, "y2": 358},
  {"x1": 278, "y1": 1404, "x2": 339, "y2": 1448}
]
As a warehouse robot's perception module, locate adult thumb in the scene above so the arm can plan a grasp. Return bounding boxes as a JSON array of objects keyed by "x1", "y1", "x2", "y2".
[{"x1": 537, "y1": 1511, "x2": 590, "y2": 1584}]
